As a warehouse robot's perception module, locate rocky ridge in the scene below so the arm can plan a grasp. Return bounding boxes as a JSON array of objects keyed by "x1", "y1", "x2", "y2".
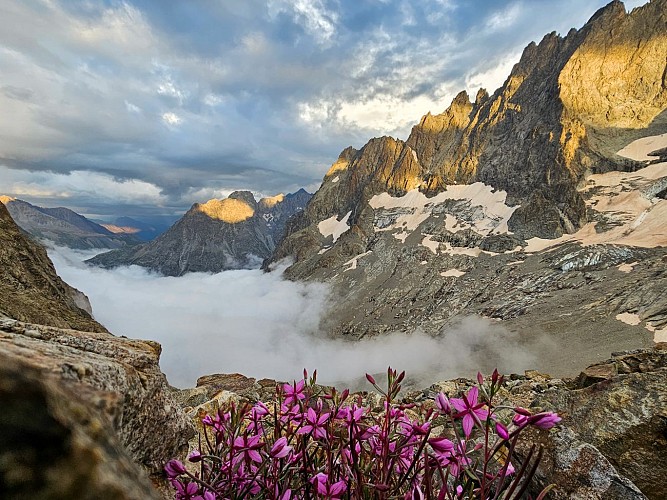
[
  {"x1": 88, "y1": 189, "x2": 311, "y2": 276},
  {"x1": 0, "y1": 196, "x2": 140, "y2": 249},
  {"x1": 267, "y1": 0, "x2": 667, "y2": 375}
]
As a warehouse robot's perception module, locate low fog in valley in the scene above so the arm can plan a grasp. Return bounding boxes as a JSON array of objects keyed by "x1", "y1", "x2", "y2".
[{"x1": 49, "y1": 246, "x2": 538, "y2": 389}]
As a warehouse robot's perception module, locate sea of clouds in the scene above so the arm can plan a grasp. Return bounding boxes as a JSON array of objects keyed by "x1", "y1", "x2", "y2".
[{"x1": 48, "y1": 246, "x2": 537, "y2": 389}]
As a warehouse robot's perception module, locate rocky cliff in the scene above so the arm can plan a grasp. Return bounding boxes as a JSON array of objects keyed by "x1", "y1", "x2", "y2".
[
  {"x1": 0, "y1": 196, "x2": 140, "y2": 249},
  {"x1": 87, "y1": 189, "x2": 310, "y2": 276},
  {"x1": 268, "y1": 0, "x2": 667, "y2": 374},
  {"x1": 0, "y1": 201, "x2": 106, "y2": 332}
]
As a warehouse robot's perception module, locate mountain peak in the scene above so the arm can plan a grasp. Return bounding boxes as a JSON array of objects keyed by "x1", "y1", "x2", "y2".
[
  {"x1": 259, "y1": 193, "x2": 285, "y2": 210},
  {"x1": 228, "y1": 190, "x2": 257, "y2": 206},
  {"x1": 0, "y1": 195, "x2": 16, "y2": 205},
  {"x1": 194, "y1": 198, "x2": 256, "y2": 223}
]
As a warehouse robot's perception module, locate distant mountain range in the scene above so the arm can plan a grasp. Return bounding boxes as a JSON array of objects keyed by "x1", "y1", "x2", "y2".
[
  {"x1": 97, "y1": 216, "x2": 168, "y2": 242},
  {"x1": 0, "y1": 196, "x2": 141, "y2": 249},
  {"x1": 87, "y1": 189, "x2": 311, "y2": 276}
]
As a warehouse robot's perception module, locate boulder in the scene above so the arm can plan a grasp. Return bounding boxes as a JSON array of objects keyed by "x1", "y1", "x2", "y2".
[{"x1": 0, "y1": 317, "x2": 195, "y2": 496}]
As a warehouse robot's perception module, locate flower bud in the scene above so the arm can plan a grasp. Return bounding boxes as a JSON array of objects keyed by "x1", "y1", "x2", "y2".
[
  {"x1": 435, "y1": 392, "x2": 451, "y2": 414},
  {"x1": 164, "y1": 459, "x2": 187, "y2": 479},
  {"x1": 495, "y1": 422, "x2": 509, "y2": 440},
  {"x1": 366, "y1": 373, "x2": 376, "y2": 385}
]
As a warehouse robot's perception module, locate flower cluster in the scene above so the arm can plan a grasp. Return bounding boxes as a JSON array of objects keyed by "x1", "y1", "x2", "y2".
[{"x1": 165, "y1": 368, "x2": 560, "y2": 499}]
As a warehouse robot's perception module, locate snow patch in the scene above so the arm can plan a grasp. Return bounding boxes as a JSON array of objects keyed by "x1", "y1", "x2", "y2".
[
  {"x1": 369, "y1": 183, "x2": 518, "y2": 250},
  {"x1": 654, "y1": 328, "x2": 667, "y2": 343},
  {"x1": 524, "y1": 135, "x2": 667, "y2": 253},
  {"x1": 318, "y1": 211, "x2": 352, "y2": 243},
  {"x1": 441, "y1": 243, "x2": 482, "y2": 258},
  {"x1": 615, "y1": 312, "x2": 641, "y2": 326},
  {"x1": 343, "y1": 251, "x2": 372, "y2": 271},
  {"x1": 617, "y1": 262, "x2": 637, "y2": 273},
  {"x1": 421, "y1": 235, "x2": 440, "y2": 254},
  {"x1": 440, "y1": 269, "x2": 466, "y2": 277},
  {"x1": 370, "y1": 183, "x2": 517, "y2": 236},
  {"x1": 617, "y1": 133, "x2": 667, "y2": 162},
  {"x1": 331, "y1": 176, "x2": 340, "y2": 184}
]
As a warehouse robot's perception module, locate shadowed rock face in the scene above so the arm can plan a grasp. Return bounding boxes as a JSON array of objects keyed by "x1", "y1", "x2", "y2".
[
  {"x1": 87, "y1": 189, "x2": 311, "y2": 276},
  {"x1": 0, "y1": 317, "x2": 195, "y2": 498},
  {"x1": 0, "y1": 201, "x2": 106, "y2": 332},
  {"x1": 0, "y1": 355, "x2": 163, "y2": 500}
]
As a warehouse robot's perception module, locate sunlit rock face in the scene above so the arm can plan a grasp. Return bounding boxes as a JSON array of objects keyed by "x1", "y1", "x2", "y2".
[
  {"x1": 87, "y1": 189, "x2": 311, "y2": 276},
  {"x1": 194, "y1": 198, "x2": 255, "y2": 223},
  {"x1": 268, "y1": 0, "x2": 667, "y2": 375}
]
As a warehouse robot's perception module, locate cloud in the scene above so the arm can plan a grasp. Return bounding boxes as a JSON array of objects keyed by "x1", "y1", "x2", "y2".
[
  {"x1": 162, "y1": 112, "x2": 182, "y2": 126},
  {"x1": 48, "y1": 246, "x2": 538, "y2": 389},
  {"x1": 268, "y1": 0, "x2": 339, "y2": 45},
  {"x1": 0, "y1": 0, "x2": 647, "y2": 217}
]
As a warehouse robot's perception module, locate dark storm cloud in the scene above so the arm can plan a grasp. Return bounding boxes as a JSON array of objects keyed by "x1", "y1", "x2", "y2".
[{"x1": 0, "y1": 0, "x2": 648, "y2": 216}]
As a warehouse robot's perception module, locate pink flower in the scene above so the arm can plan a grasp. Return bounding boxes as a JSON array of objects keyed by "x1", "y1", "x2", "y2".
[
  {"x1": 283, "y1": 379, "x2": 306, "y2": 406},
  {"x1": 310, "y1": 472, "x2": 347, "y2": 499},
  {"x1": 232, "y1": 434, "x2": 263, "y2": 464},
  {"x1": 280, "y1": 403, "x2": 302, "y2": 424},
  {"x1": 512, "y1": 408, "x2": 561, "y2": 430},
  {"x1": 512, "y1": 412, "x2": 528, "y2": 428},
  {"x1": 270, "y1": 437, "x2": 292, "y2": 459},
  {"x1": 428, "y1": 437, "x2": 454, "y2": 456},
  {"x1": 298, "y1": 407, "x2": 330, "y2": 439},
  {"x1": 336, "y1": 404, "x2": 365, "y2": 425},
  {"x1": 173, "y1": 479, "x2": 199, "y2": 498},
  {"x1": 477, "y1": 371, "x2": 484, "y2": 385},
  {"x1": 252, "y1": 401, "x2": 269, "y2": 417},
  {"x1": 450, "y1": 386, "x2": 490, "y2": 437}
]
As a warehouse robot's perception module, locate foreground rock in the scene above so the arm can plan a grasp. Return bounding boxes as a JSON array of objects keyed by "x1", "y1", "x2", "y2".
[
  {"x1": 88, "y1": 189, "x2": 311, "y2": 276},
  {"x1": 0, "y1": 317, "x2": 195, "y2": 497},
  {"x1": 0, "y1": 200, "x2": 106, "y2": 332},
  {"x1": 0, "y1": 354, "x2": 162, "y2": 499}
]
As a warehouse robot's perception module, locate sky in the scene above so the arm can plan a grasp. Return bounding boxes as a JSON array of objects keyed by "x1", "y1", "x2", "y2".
[
  {"x1": 48, "y1": 245, "x2": 542, "y2": 388},
  {"x1": 0, "y1": 0, "x2": 648, "y2": 220}
]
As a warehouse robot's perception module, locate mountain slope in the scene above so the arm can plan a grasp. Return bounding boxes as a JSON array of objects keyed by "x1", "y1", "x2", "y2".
[
  {"x1": 268, "y1": 0, "x2": 667, "y2": 375},
  {"x1": 0, "y1": 200, "x2": 106, "y2": 332},
  {"x1": 87, "y1": 189, "x2": 311, "y2": 276},
  {"x1": 100, "y1": 217, "x2": 169, "y2": 241},
  {"x1": 0, "y1": 197, "x2": 140, "y2": 249}
]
